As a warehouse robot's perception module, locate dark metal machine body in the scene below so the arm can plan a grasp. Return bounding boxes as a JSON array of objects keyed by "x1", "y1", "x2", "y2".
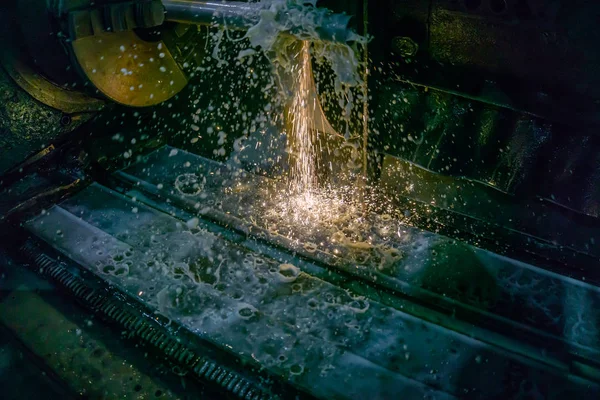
[{"x1": 1, "y1": 1, "x2": 600, "y2": 399}]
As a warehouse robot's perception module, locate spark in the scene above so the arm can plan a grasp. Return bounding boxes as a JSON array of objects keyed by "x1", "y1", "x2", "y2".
[{"x1": 287, "y1": 41, "x2": 318, "y2": 195}]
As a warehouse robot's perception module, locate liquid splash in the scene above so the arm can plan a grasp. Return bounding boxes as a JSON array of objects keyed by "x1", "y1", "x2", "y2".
[{"x1": 189, "y1": 0, "x2": 371, "y2": 230}]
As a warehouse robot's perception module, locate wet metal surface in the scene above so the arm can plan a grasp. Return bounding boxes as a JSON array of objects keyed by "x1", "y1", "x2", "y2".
[
  {"x1": 23, "y1": 146, "x2": 600, "y2": 399},
  {"x1": 0, "y1": 266, "x2": 181, "y2": 399}
]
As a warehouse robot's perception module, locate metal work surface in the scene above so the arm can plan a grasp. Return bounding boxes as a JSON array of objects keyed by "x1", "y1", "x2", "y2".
[
  {"x1": 0, "y1": 254, "x2": 202, "y2": 399},
  {"x1": 23, "y1": 145, "x2": 600, "y2": 399},
  {"x1": 378, "y1": 155, "x2": 600, "y2": 275}
]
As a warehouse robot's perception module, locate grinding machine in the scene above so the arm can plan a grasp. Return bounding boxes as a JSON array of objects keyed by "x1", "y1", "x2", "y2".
[{"x1": 1, "y1": 1, "x2": 600, "y2": 399}]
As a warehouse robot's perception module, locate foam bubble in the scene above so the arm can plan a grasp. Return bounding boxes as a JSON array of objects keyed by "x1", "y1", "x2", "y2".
[{"x1": 277, "y1": 263, "x2": 300, "y2": 282}]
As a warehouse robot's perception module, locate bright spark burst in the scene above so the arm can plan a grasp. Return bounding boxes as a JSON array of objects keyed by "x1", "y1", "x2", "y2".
[{"x1": 287, "y1": 41, "x2": 318, "y2": 194}]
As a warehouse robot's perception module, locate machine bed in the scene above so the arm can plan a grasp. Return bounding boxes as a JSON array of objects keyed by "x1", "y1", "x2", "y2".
[{"x1": 21, "y1": 145, "x2": 600, "y2": 399}]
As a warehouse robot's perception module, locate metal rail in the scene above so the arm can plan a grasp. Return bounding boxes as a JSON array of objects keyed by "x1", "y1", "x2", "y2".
[
  {"x1": 162, "y1": 0, "x2": 356, "y2": 43},
  {"x1": 163, "y1": 0, "x2": 262, "y2": 28}
]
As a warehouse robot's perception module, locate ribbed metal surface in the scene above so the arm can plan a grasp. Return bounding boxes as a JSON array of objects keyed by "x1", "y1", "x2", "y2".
[{"x1": 20, "y1": 240, "x2": 276, "y2": 400}]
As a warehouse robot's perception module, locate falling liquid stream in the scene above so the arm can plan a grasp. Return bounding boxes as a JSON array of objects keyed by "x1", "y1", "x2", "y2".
[
  {"x1": 287, "y1": 41, "x2": 318, "y2": 194},
  {"x1": 286, "y1": 37, "x2": 370, "y2": 216}
]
